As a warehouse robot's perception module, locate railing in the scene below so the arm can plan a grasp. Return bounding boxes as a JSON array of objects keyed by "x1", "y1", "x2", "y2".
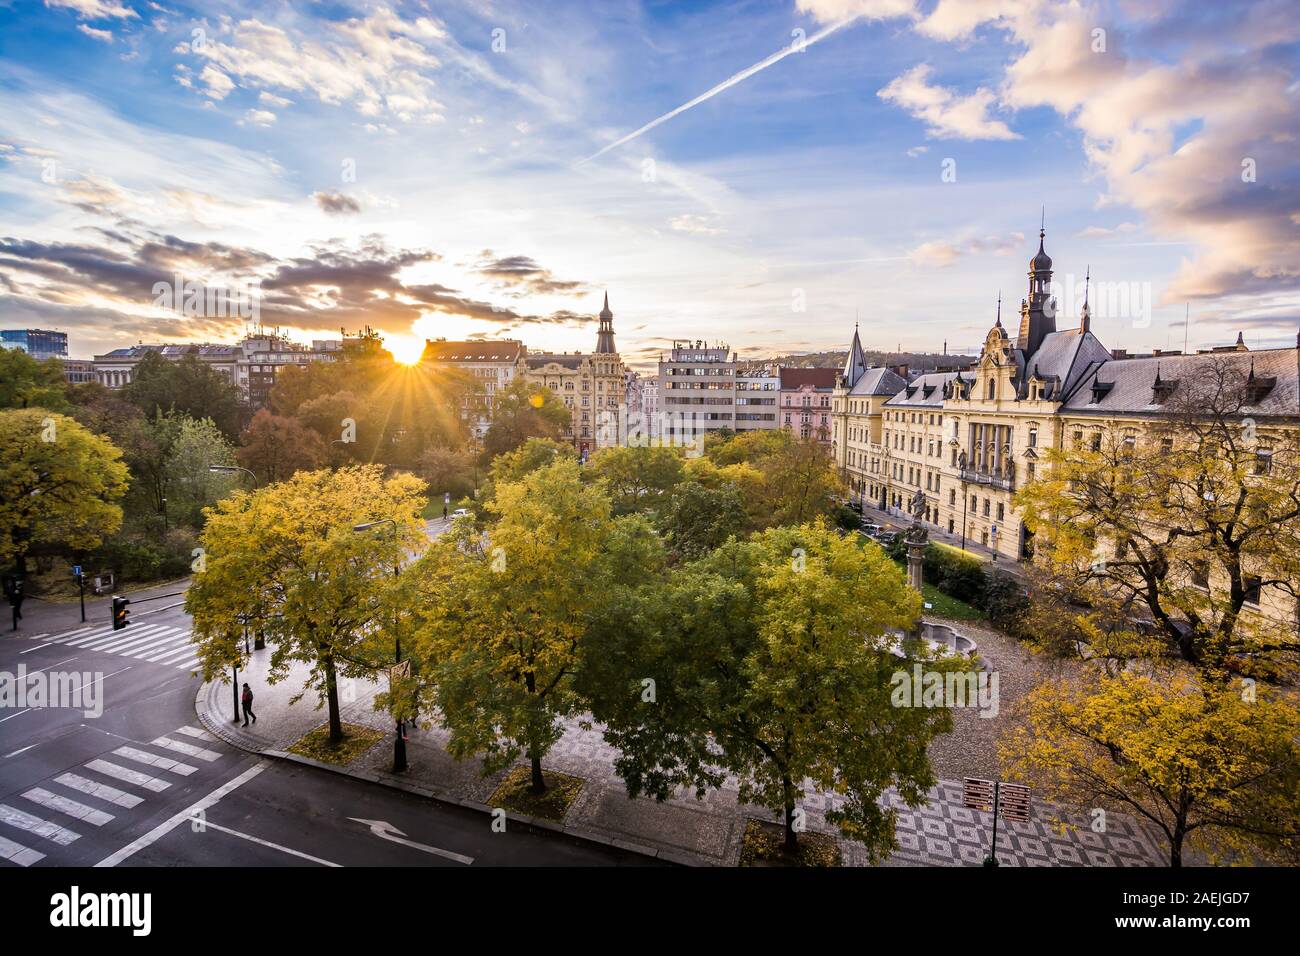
[{"x1": 960, "y1": 468, "x2": 1015, "y2": 491}]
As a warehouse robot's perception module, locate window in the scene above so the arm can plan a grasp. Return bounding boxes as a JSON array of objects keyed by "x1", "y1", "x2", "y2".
[
  {"x1": 996, "y1": 503, "x2": 1004, "y2": 521},
  {"x1": 982, "y1": 499, "x2": 990, "y2": 517},
  {"x1": 949, "y1": 489, "x2": 956, "y2": 506},
  {"x1": 987, "y1": 379, "x2": 995, "y2": 400},
  {"x1": 1028, "y1": 426, "x2": 1038, "y2": 448},
  {"x1": 1255, "y1": 450, "x2": 1273, "y2": 475},
  {"x1": 1027, "y1": 462, "x2": 1036, "y2": 481}
]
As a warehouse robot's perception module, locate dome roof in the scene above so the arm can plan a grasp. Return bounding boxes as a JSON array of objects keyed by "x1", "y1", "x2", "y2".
[{"x1": 1029, "y1": 229, "x2": 1052, "y2": 272}]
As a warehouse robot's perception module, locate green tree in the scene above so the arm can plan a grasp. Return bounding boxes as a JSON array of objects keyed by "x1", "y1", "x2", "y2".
[
  {"x1": 0, "y1": 409, "x2": 128, "y2": 575},
  {"x1": 481, "y1": 379, "x2": 571, "y2": 459},
  {"x1": 187, "y1": 466, "x2": 426, "y2": 743},
  {"x1": 1003, "y1": 671, "x2": 1300, "y2": 866},
  {"x1": 165, "y1": 416, "x2": 236, "y2": 528},
  {"x1": 407, "y1": 459, "x2": 658, "y2": 792},
  {"x1": 582, "y1": 522, "x2": 955, "y2": 858},
  {"x1": 585, "y1": 445, "x2": 685, "y2": 515},
  {"x1": 655, "y1": 480, "x2": 746, "y2": 559},
  {"x1": 0, "y1": 349, "x2": 68, "y2": 411},
  {"x1": 125, "y1": 352, "x2": 243, "y2": 439}
]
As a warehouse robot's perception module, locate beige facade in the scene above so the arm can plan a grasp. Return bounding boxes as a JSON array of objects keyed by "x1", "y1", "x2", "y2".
[{"x1": 832, "y1": 232, "x2": 1300, "y2": 627}]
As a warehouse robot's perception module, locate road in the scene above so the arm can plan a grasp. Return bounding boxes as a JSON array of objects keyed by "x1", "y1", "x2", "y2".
[{"x1": 0, "y1": 541, "x2": 661, "y2": 868}]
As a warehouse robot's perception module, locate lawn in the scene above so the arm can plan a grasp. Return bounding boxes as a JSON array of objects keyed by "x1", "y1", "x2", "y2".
[{"x1": 920, "y1": 583, "x2": 984, "y2": 622}]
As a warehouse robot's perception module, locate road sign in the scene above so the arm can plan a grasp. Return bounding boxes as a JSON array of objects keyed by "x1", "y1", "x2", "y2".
[
  {"x1": 444, "y1": 492, "x2": 450, "y2": 503},
  {"x1": 991, "y1": 524, "x2": 998, "y2": 535},
  {"x1": 72, "y1": 565, "x2": 82, "y2": 577},
  {"x1": 388, "y1": 659, "x2": 411, "y2": 683},
  {"x1": 963, "y1": 777, "x2": 996, "y2": 812},
  {"x1": 998, "y1": 783, "x2": 1032, "y2": 822}
]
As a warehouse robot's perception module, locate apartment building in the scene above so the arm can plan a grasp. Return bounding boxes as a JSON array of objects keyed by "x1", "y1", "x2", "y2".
[
  {"x1": 735, "y1": 368, "x2": 780, "y2": 431},
  {"x1": 658, "y1": 340, "x2": 738, "y2": 442},
  {"x1": 422, "y1": 339, "x2": 523, "y2": 439},
  {"x1": 779, "y1": 366, "x2": 837, "y2": 444}
]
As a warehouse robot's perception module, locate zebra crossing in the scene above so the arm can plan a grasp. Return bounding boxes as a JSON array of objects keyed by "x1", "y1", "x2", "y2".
[
  {"x1": 29, "y1": 621, "x2": 202, "y2": 672},
  {"x1": 0, "y1": 724, "x2": 226, "y2": 867}
]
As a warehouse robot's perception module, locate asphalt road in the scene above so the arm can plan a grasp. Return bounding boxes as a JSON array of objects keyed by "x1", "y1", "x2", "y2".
[{"x1": 0, "y1": 556, "x2": 661, "y2": 868}]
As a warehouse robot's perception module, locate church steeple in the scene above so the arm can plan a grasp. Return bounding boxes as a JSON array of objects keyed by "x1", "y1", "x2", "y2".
[
  {"x1": 1018, "y1": 217, "x2": 1057, "y2": 357},
  {"x1": 595, "y1": 291, "x2": 616, "y2": 353},
  {"x1": 842, "y1": 322, "x2": 868, "y2": 387},
  {"x1": 1079, "y1": 266, "x2": 1091, "y2": 334}
]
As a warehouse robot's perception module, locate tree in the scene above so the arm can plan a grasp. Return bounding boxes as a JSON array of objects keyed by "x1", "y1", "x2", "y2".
[
  {"x1": 1016, "y1": 357, "x2": 1300, "y2": 680},
  {"x1": 488, "y1": 437, "x2": 574, "y2": 485},
  {"x1": 585, "y1": 445, "x2": 685, "y2": 515},
  {"x1": 481, "y1": 379, "x2": 571, "y2": 459},
  {"x1": 406, "y1": 459, "x2": 657, "y2": 792},
  {"x1": 0, "y1": 409, "x2": 128, "y2": 575},
  {"x1": 582, "y1": 522, "x2": 956, "y2": 859},
  {"x1": 0, "y1": 349, "x2": 68, "y2": 411},
  {"x1": 236, "y1": 409, "x2": 329, "y2": 484},
  {"x1": 187, "y1": 466, "x2": 427, "y2": 743},
  {"x1": 693, "y1": 430, "x2": 842, "y2": 530},
  {"x1": 1002, "y1": 671, "x2": 1300, "y2": 866},
  {"x1": 165, "y1": 417, "x2": 236, "y2": 528},
  {"x1": 417, "y1": 446, "x2": 476, "y2": 503},
  {"x1": 655, "y1": 480, "x2": 746, "y2": 559},
  {"x1": 125, "y1": 352, "x2": 243, "y2": 439}
]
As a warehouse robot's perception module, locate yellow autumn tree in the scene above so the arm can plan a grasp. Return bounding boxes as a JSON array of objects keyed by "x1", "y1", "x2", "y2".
[
  {"x1": 187, "y1": 465, "x2": 426, "y2": 744},
  {"x1": 0, "y1": 408, "x2": 128, "y2": 575}
]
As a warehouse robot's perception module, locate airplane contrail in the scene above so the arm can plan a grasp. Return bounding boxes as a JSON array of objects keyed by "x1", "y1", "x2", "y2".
[{"x1": 579, "y1": 16, "x2": 860, "y2": 164}]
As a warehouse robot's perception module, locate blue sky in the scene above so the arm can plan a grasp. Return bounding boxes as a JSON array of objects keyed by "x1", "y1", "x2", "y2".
[{"x1": 1, "y1": 0, "x2": 1297, "y2": 367}]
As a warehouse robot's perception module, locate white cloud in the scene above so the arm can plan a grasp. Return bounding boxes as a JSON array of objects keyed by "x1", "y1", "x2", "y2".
[
  {"x1": 239, "y1": 109, "x2": 276, "y2": 128},
  {"x1": 77, "y1": 24, "x2": 114, "y2": 43},
  {"x1": 44, "y1": 0, "x2": 138, "y2": 21},
  {"x1": 199, "y1": 64, "x2": 234, "y2": 100},
  {"x1": 258, "y1": 91, "x2": 292, "y2": 108},
  {"x1": 907, "y1": 232, "x2": 1025, "y2": 266},
  {"x1": 878, "y1": 64, "x2": 1019, "y2": 141}
]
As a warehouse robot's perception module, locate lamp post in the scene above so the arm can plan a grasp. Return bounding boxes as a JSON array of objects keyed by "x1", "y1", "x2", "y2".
[
  {"x1": 353, "y1": 518, "x2": 407, "y2": 772},
  {"x1": 209, "y1": 464, "x2": 258, "y2": 487},
  {"x1": 960, "y1": 479, "x2": 969, "y2": 551}
]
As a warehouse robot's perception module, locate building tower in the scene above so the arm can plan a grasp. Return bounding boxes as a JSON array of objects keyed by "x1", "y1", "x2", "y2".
[
  {"x1": 1018, "y1": 218, "x2": 1057, "y2": 356},
  {"x1": 595, "y1": 291, "x2": 616, "y2": 354}
]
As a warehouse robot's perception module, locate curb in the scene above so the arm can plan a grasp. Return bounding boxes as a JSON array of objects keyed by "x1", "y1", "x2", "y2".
[{"x1": 195, "y1": 680, "x2": 697, "y2": 865}]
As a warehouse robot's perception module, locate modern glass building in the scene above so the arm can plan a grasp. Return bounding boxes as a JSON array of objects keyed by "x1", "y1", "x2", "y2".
[{"x1": 1, "y1": 328, "x2": 68, "y2": 360}]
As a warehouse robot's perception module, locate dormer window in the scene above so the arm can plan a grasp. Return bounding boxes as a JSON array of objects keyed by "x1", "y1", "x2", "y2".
[
  {"x1": 1090, "y1": 380, "x2": 1114, "y2": 405},
  {"x1": 1151, "y1": 367, "x2": 1178, "y2": 404},
  {"x1": 1245, "y1": 366, "x2": 1276, "y2": 404}
]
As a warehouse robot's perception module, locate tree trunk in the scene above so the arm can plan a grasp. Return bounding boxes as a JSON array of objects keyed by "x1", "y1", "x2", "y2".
[
  {"x1": 529, "y1": 752, "x2": 546, "y2": 794},
  {"x1": 1170, "y1": 829, "x2": 1184, "y2": 868},
  {"x1": 783, "y1": 774, "x2": 799, "y2": 855},
  {"x1": 323, "y1": 655, "x2": 343, "y2": 744}
]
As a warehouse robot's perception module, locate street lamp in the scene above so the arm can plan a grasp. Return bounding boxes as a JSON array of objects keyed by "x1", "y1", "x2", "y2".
[
  {"x1": 353, "y1": 518, "x2": 407, "y2": 773},
  {"x1": 209, "y1": 464, "x2": 258, "y2": 486}
]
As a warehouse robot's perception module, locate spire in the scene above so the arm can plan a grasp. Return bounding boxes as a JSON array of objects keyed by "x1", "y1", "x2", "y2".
[
  {"x1": 842, "y1": 324, "x2": 868, "y2": 388},
  {"x1": 995, "y1": 290, "x2": 1003, "y2": 329},
  {"x1": 595, "y1": 291, "x2": 616, "y2": 353},
  {"x1": 1080, "y1": 266, "x2": 1091, "y2": 334},
  {"x1": 1020, "y1": 215, "x2": 1056, "y2": 355},
  {"x1": 1235, "y1": 330, "x2": 1246, "y2": 350}
]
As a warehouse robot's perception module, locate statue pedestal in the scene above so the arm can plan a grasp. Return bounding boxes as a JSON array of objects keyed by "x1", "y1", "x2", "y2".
[{"x1": 906, "y1": 537, "x2": 925, "y2": 593}]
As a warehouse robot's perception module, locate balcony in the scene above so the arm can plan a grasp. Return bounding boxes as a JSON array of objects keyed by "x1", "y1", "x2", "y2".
[{"x1": 959, "y1": 468, "x2": 1015, "y2": 491}]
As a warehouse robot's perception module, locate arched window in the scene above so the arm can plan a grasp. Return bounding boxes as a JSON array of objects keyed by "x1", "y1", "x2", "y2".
[{"x1": 987, "y1": 379, "x2": 996, "y2": 400}]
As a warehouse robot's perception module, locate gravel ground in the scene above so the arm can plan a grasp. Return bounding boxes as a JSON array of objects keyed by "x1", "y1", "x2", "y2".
[{"x1": 922, "y1": 615, "x2": 1081, "y2": 782}]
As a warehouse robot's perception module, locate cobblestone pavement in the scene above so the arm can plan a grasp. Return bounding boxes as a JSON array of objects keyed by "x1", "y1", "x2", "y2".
[{"x1": 198, "y1": 646, "x2": 1167, "y2": 867}]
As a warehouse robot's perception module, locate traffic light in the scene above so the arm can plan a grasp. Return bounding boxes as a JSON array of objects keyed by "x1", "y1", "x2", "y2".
[{"x1": 111, "y1": 595, "x2": 130, "y2": 630}]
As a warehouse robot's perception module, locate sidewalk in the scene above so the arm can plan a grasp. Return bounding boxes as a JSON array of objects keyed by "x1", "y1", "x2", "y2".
[
  {"x1": 197, "y1": 646, "x2": 1166, "y2": 867},
  {"x1": 859, "y1": 501, "x2": 1028, "y2": 582}
]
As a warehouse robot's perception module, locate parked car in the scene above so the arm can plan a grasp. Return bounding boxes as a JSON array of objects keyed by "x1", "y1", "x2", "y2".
[
  {"x1": 450, "y1": 508, "x2": 471, "y2": 519},
  {"x1": 860, "y1": 522, "x2": 883, "y2": 537},
  {"x1": 875, "y1": 531, "x2": 899, "y2": 546}
]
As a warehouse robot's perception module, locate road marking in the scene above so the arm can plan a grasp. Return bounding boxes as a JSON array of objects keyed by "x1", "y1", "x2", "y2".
[
  {"x1": 19, "y1": 643, "x2": 51, "y2": 654},
  {"x1": 193, "y1": 819, "x2": 343, "y2": 867},
  {"x1": 21, "y1": 787, "x2": 114, "y2": 826},
  {"x1": 0, "y1": 709, "x2": 31, "y2": 724},
  {"x1": 68, "y1": 665, "x2": 132, "y2": 698},
  {"x1": 0, "y1": 803, "x2": 81, "y2": 845},
  {"x1": 151, "y1": 736, "x2": 221, "y2": 762},
  {"x1": 83, "y1": 624, "x2": 172, "y2": 652},
  {"x1": 95, "y1": 760, "x2": 269, "y2": 867},
  {"x1": 127, "y1": 635, "x2": 194, "y2": 659},
  {"x1": 347, "y1": 818, "x2": 474, "y2": 865},
  {"x1": 26, "y1": 633, "x2": 47, "y2": 641},
  {"x1": 172, "y1": 657, "x2": 201, "y2": 672},
  {"x1": 145, "y1": 641, "x2": 198, "y2": 663},
  {"x1": 0, "y1": 833, "x2": 44, "y2": 866},
  {"x1": 60, "y1": 625, "x2": 127, "y2": 646},
  {"x1": 25, "y1": 656, "x2": 80, "y2": 675},
  {"x1": 84, "y1": 759, "x2": 171, "y2": 792},
  {"x1": 114, "y1": 746, "x2": 198, "y2": 776},
  {"x1": 54, "y1": 772, "x2": 144, "y2": 809},
  {"x1": 3, "y1": 743, "x2": 38, "y2": 758},
  {"x1": 174, "y1": 725, "x2": 218, "y2": 742},
  {"x1": 90, "y1": 626, "x2": 175, "y2": 653},
  {"x1": 45, "y1": 626, "x2": 94, "y2": 642}
]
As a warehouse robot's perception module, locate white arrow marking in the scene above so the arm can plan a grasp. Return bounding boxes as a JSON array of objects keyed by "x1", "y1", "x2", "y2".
[{"x1": 347, "y1": 818, "x2": 474, "y2": 865}]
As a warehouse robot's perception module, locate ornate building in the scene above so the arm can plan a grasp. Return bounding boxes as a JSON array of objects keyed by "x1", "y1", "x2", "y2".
[
  {"x1": 519, "y1": 292, "x2": 626, "y2": 457},
  {"x1": 833, "y1": 228, "x2": 1300, "y2": 628}
]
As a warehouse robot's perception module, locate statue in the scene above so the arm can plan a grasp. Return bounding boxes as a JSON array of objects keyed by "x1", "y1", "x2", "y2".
[
  {"x1": 905, "y1": 488, "x2": 929, "y2": 545},
  {"x1": 957, "y1": 449, "x2": 968, "y2": 471}
]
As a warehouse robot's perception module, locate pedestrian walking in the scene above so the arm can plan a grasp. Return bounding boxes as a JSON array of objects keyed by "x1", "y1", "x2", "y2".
[{"x1": 241, "y1": 683, "x2": 256, "y2": 726}]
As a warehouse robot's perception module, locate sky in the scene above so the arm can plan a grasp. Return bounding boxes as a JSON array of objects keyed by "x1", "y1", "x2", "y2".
[{"x1": 0, "y1": 0, "x2": 1297, "y2": 369}]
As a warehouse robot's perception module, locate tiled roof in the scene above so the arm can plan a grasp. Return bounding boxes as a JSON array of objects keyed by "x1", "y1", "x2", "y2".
[
  {"x1": 780, "y1": 367, "x2": 838, "y2": 390},
  {"x1": 423, "y1": 340, "x2": 522, "y2": 363},
  {"x1": 885, "y1": 370, "x2": 960, "y2": 407},
  {"x1": 1021, "y1": 330, "x2": 1111, "y2": 399},
  {"x1": 525, "y1": 354, "x2": 585, "y2": 370},
  {"x1": 1061, "y1": 347, "x2": 1300, "y2": 419},
  {"x1": 848, "y1": 367, "x2": 908, "y2": 396}
]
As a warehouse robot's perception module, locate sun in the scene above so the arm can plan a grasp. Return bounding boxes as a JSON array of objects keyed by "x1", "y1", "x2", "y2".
[{"x1": 386, "y1": 336, "x2": 426, "y2": 366}]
